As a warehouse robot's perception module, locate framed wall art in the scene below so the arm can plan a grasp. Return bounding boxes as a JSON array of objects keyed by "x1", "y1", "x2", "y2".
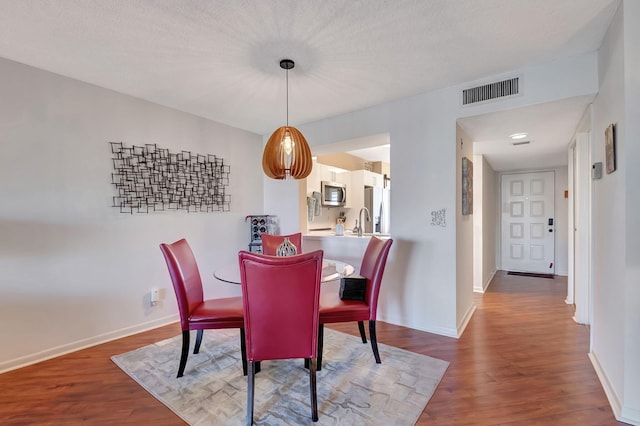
[
  {"x1": 462, "y1": 156, "x2": 473, "y2": 215},
  {"x1": 605, "y1": 123, "x2": 616, "y2": 174}
]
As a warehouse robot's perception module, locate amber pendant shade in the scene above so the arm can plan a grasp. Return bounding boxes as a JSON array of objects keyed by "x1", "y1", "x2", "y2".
[{"x1": 262, "y1": 126, "x2": 312, "y2": 180}]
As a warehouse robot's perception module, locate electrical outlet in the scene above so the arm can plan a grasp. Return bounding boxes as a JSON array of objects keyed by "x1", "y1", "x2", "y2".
[{"x1": 150, "y1": 288, "x2": 159, "y2": 306}]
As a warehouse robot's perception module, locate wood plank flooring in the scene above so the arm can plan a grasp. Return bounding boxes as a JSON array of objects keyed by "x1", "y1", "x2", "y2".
[{"x1": 0, "y1": 271, "x2": 623, "y2": 425}]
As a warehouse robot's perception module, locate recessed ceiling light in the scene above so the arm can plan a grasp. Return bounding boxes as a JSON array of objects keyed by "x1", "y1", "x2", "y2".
[{"x1": 510, "y1": 133, "x2": 528, "y2": 140}]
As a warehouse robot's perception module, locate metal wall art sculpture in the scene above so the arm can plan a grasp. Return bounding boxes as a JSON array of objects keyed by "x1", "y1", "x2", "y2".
[{"x1": 110, "y1": 142, "x2": 231, "y2": 213}]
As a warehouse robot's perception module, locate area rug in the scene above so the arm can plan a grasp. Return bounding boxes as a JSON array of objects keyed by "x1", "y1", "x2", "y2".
[{"x1": 112, "y1": 328, "x2": 448, "y2": 425}]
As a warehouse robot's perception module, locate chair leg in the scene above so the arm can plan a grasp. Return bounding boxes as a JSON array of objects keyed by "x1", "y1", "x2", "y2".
[
  {"x1": 247, "y1": 361, "x2": 256, "y2": 426},
  {"x1": 177, "y1": 330, "x2": 190, "y2": 378},
  {"x1": 357, "y1": 321, "x2": 367, "y2": 343},
  {"x1": 309, "y1": 358, "x2": 319, "y2": 422},
  {"x1": 240, "y1": 329, "x2": 260, "y2": 376},
  {"x1": 194, "y1": 329, "x2": 204, "y2": 354},
  {"x1": 317, "y1": 324, "x2": 324, "y2": 371},
  {"x1": 240, "y1": 328, "x2": 247, "y2": 376},
  {"x1": 369, "y1": 320, "x2": 382, "y2": 364}
]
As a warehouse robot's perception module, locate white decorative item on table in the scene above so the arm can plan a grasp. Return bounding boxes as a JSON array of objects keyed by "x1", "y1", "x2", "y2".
[{"x1": 276, "y1": 237, "x2": 298, "y2": 256}]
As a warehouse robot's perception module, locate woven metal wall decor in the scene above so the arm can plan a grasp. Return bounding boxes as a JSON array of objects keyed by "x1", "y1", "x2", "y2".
[{"x1": 110, "y1": 142, "x2": 231, "y2": 213}]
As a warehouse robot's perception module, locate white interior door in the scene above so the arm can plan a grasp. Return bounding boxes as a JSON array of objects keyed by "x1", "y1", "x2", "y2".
[{"x1": 501, "y1": 171, "x2": 555, "y2": 274}]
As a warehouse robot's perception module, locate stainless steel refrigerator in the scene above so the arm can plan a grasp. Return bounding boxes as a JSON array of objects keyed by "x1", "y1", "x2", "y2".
[{"x1": 364, "y1": 187, "x2": 390, "y2": 234}]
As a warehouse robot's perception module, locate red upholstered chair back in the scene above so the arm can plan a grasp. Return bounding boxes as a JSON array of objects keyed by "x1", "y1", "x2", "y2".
[
  {"x1": 261, "y1": 232, "x2": 303, "y2": 255},
  {"x1": 359, "y1": 237, "x2": 393, "y2": 320},
  {"x1": 239, "y1": 250, "x2": 323, "y2": 362},
  {"x1": 159, "y1": 239, "x2": 205, "y2": 331}
]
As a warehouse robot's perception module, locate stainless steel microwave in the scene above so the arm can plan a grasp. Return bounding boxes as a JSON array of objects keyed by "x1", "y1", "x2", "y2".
[{"x1": 321, "y1": 181, "x2": 347, "y2": 207}]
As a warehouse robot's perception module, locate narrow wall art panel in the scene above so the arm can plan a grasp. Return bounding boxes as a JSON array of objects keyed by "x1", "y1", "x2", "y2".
[
  {"x1": 109, "y1": 142, "x2": 231, "y2": 214},
  {"x1": 462, "y1": 156, "x2": 473, "y2": 215}
]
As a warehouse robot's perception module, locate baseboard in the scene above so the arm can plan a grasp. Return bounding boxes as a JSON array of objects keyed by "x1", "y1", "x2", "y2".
[
  {"x1": 0, "y1": 314, "x2": 179, "y2": 374},
  {"x1": 456, "y1": 303, "x2": 477, "y2": 337},
  {"x1": 616, "y1": 407, "x2": 640, "y2": 426},
  {"x1": 620, "y1": 407, "x2": 640, "y2": 426},
  {"x1": 590, "y1": 351, "x2": 640, "y2": 424},
  {"x1": 473, "y1": 270, "x2": 496, "y2": 293},
  {"x1": 588, "y1": 351, "x2": 626, "y2": 424},
  {"x1": 484, "y1": 270, "x2": 496, "y2": 292},
  {"x1": 379, "y1": 315, "x2": 459, "y2": 339}
]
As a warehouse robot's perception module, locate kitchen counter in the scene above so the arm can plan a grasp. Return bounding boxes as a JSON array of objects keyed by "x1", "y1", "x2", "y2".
[
  {"x1": 303, "y1": 231, "x2": 391, "y2": 272},
  {"x1": 304, "y1": 230, "x2": 391, "y2": 239}
]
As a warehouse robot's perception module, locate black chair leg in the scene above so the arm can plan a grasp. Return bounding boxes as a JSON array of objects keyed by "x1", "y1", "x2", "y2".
[
  {"x1": 240, "y1": 328, "x2": 248, "y2": 376},
  {"x1": 309, "y1": 358, "x2": 318, "y2": 422},
  {"x1": 317, "y1": 324, "x2": 324, "y2": 371},
  {"x1": 240, "y1": 329, "x2": 260, "y2": 376},
  {"x1": 247, "y1": 361, "x2": 256, "y2": 426},
  {"x1": 194, "y1": 329, "x2": 204, "y2": 354},
  {"x1": 369, "y1": 321, "x2": 381, "y2": 364},
  {"x1": 357, "y1": 321, "x2": 367, "y2": 343},
  {"x1": 177, "y1": 330, "x2": 190, "y2": 378}
]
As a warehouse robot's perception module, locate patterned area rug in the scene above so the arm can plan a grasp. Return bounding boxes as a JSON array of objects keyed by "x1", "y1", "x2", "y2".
[{"x1": 112, "y1": 328, "x2": 448, "y2": 425}]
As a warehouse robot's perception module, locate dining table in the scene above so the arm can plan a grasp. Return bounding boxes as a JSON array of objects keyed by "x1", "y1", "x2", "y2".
[{"x1": 214, "y1": 258, "x2": 355, "y2": 285}]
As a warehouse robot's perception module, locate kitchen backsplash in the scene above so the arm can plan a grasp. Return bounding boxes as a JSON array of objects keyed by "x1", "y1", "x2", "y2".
[{"x1": 307, "y1": 207, "x2": 358, "y2": 232}]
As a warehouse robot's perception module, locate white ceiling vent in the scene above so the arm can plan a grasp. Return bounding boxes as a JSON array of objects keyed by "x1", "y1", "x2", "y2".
[{"x1": 462, "y1": 77, "x2": 519, "y2": 105}]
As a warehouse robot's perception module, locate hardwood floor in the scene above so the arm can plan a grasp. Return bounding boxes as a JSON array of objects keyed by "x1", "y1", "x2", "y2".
[{"x1": 0, "y1": 271, "x2": 623, "y2": 425}]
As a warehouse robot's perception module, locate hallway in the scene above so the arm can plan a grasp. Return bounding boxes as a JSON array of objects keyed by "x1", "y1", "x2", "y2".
[{"x1": 414, "y1": 270, "x2": 621, "y2": 424}]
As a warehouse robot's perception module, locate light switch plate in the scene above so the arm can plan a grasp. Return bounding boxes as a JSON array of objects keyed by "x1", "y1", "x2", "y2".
[{"x1": 592, "y1": 162, "x2": 602, "y2": 180}]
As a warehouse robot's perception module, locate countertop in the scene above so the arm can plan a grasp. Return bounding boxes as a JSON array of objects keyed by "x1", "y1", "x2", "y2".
[{"x1": 304, "y1": 230, "x2": 391, "y2": 239}]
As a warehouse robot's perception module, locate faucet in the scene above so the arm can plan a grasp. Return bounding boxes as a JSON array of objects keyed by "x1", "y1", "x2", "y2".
[{"x1": 357, "y1": 207, "x2": 370, "y2": 237}]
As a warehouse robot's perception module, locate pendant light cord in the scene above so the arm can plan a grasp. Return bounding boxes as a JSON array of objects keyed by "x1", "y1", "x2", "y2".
[{"x1": 286, "y1": 68, "x2": 289, "y2": 126}]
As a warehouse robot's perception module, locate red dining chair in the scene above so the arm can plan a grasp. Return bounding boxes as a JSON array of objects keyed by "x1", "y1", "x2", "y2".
[
  {"x1": 239, "y1": 249, "x2": 324, "y2": 424},
  {"x1": 318, "y1": 236, "x2": 393, "y2": 370},
  {"x1": 160, "y1": 238, "x2": 246, "y2": 378},
  {"x1": 261, "y1": 232, "x2": 302, "y2": 255}
]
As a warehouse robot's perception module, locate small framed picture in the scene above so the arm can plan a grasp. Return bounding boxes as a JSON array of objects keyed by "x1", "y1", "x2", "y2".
[{"x1": 605, "y1": 123, "x2": 616, "y2": 174}]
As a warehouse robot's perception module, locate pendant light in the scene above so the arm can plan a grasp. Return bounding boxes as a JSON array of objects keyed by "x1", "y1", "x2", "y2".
[{"x1": 262, "y1": 59, "x2": 312, "y2": 180}]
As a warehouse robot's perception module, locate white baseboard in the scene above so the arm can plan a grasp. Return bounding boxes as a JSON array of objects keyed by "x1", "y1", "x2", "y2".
[
  {"x1": 587, "y1": 351, "x2": 637, "y2": 425},
  {"x1": 620, "y1": 407, "x2": 640, "y2": 426},
  {"x1": 474, "y1": 269, "x2": 496, "y2": 293},
  {"x1": 378, "y1": 314, "x2": 459, "y2": 339},
  {"x1": 456, "y1": 303, "x2": 477, "y2": 337},
  {"x1": 590, "y1": 351, "x2": 640, "y2": 424},
  {"x1": 0, "y1": 314, "x2": 179, "y2": 374}
]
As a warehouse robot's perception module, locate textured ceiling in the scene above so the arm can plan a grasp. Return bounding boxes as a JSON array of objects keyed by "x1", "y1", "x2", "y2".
[{"x1": 0, "y1": 0, "x2": 619, "y2": 169}]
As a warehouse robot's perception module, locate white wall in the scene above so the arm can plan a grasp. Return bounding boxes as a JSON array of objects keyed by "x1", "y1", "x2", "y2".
[
  {"x1": 455, "y1": 124, "x2": 475, "y2": 333},
  {"x1": 590, "y1": 1, "x2": 640, "y2": 423},
  {"x1": 590, "y1": 0, "x2": 627, "y2": 414},
  {"x1": 265, "y1": 52, "x2": 599, "y2": 338},
  {"x1": 0, "y1": 58, "x2": 264, "y2": 371},
  {"x1": 622, "y1": 0, "x2": 640, "y2": 421},
  {"x1": 472, "y1": 154, "x2": 497, "y2": 292}
]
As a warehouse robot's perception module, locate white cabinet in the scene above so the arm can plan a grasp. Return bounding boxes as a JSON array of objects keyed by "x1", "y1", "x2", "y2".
[
  {"x1": 320, "y1": 165, "x2": 334, "y2": 183},
  {"x1": 306, "y1": 161, "x2": 321, "y2": 194},
  {"x1": 363, "y1": 170, "x2": 384, "y2": 188},
  {"x1": 350, "y1": 170, "x2": 365, "y2": 213},
  {"x1": 344, "y1": 170, "x2": 384, "y2": 225}
]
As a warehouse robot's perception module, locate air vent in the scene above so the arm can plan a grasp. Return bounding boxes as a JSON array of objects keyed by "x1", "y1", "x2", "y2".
[
  {"x1": 512, "y1": 140, "x2": 530, "y2": 146},
  {"x1": 462, "y1": 77, "x2": 519, "y2": 105}
]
